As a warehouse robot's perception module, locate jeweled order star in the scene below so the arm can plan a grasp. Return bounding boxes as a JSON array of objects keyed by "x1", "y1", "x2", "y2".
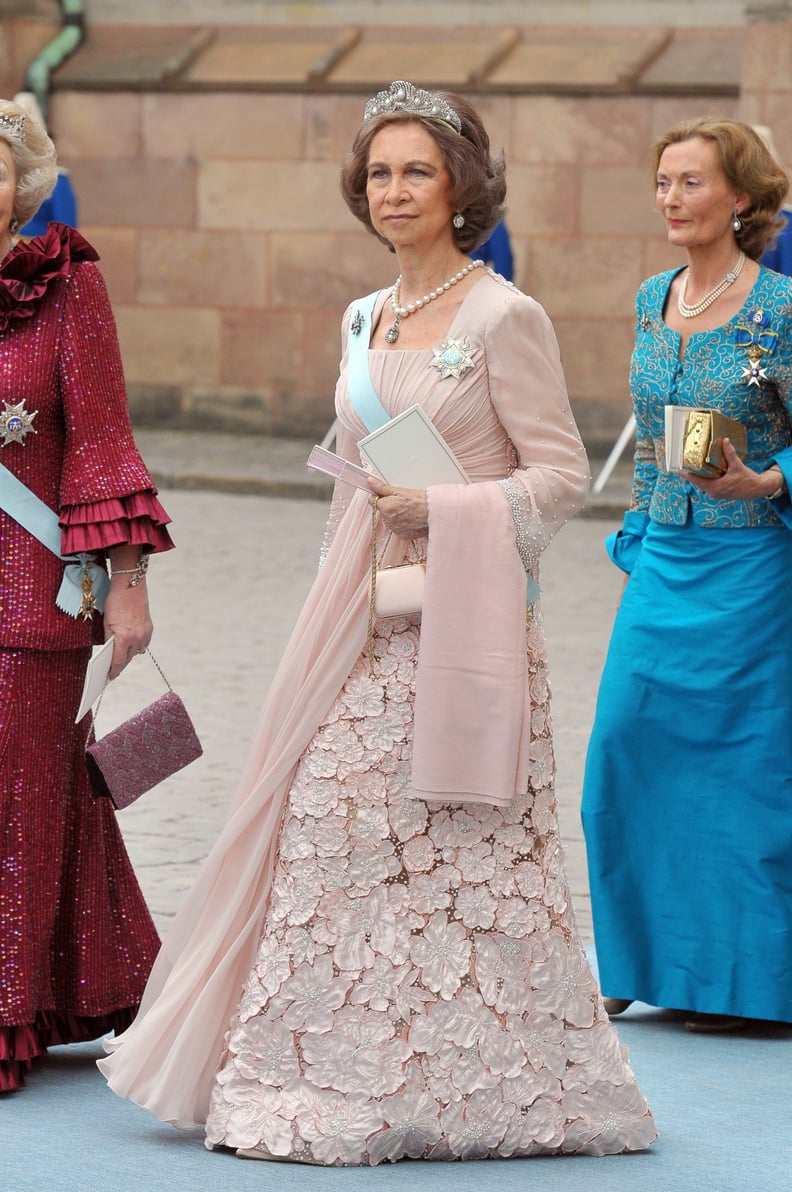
[
  {"x1": 431, "y1": 336, "x2": 477, "y2": 380},
  {"x1": 742, "y1": 361, "x2": 768, "y2": 387},
  {"x1": 0, "y1": 400, "x2": 38, "y2": 446}
]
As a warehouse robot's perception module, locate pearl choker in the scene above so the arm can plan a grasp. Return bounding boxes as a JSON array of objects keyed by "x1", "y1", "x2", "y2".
[
  {"x1": 677, "y1": 252, "x2": 746, "y2": 319},
  {"x1": 385, "y1": 258, "x2": 484, "y2": 343}
]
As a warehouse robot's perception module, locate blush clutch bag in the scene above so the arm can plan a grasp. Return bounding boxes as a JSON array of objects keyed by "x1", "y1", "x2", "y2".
[
  {"x1": 373, "y1": 561, "x2": 426, "y2": 618},
  {"x1": 85, "y1": 653, "x2": 202, "y2": 810}
]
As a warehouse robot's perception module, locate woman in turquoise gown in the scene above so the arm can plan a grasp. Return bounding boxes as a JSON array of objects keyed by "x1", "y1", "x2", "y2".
[{"x1": 582, "y1": 119, "x2": 792, "y2": 1032}]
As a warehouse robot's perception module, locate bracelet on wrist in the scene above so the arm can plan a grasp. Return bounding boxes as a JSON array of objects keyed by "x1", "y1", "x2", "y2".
[
  {"x1": 111, "y1": 553, "x2": 150, "y2": 587},
  {"x1": 767, "y1": 466, "x2": 787, "y2": 501}
]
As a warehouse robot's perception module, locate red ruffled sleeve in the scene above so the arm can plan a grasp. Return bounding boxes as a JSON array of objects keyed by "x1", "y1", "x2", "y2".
[{"x1": 59, "y1": 492, "x2": 174, "y2": 556}]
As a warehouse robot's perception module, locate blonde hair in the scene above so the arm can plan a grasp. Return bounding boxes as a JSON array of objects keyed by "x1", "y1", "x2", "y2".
[
  {"x1": 651, "y1": 119, "x2": 788, "y2": 260},
  {"x1": 0, "y1": 97, "x2": 58, "y2": 228}
]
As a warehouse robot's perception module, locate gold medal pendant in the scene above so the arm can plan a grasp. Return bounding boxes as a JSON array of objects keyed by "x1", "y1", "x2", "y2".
[
  {"x1": 0, "y1": 400, "x2": 38, "y2": 446},
  {"x1": 79, "y1": 564, "x2": 97, "y2": 620}
]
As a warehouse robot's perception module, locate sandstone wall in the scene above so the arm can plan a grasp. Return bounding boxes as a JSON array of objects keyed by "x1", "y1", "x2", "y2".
[{"x1": 5, "y1": 9, "x2": 791, "y2": 448}]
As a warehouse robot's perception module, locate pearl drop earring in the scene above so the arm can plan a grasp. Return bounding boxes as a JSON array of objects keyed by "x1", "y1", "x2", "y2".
[{"x1": 733, "y1": 208, "x2": 743, "y2": 232}]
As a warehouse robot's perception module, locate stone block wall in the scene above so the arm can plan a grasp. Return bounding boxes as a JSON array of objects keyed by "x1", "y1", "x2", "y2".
[
  {"x1": 48, "y1": 85, "x2": 743, "y2": 447},
  {"x1": 7, "y1": 9, "x2": 790, "y2": 448}
]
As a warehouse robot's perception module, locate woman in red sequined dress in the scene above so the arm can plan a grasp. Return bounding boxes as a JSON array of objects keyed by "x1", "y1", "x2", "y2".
[{"x1": 0, "y1": 97, "x2": 173, "y2": 1092}]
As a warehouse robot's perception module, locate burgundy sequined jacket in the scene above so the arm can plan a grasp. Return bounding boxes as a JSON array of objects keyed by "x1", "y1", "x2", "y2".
[{"x1": 0, "y1": 223, "x2": 173, "y2": 650}]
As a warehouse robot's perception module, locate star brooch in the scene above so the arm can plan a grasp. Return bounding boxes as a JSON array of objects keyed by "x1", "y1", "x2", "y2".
[
  {"x1": 430, "y1": 336, "x2": 477, "y2": 380},
  {"x1": 0, "y1": 400, "x2": 38, "y2": 447}
]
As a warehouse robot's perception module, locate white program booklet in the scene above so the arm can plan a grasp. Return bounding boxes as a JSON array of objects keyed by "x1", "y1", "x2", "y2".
[
  {"x1": 75, "y1": 637, "x2": 114, "y2": 722},
  {"x1": 664, "y1": 405, "x2": 688, "y2": 473},
  {"x1": 357, "y1": 405, "x2": 469, "y2": 487}
]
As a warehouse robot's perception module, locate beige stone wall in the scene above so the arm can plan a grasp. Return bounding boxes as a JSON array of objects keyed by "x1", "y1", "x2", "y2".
[
  {"x1": 741, "y1": 18, "x2": 792, "y2": 162},
  {"x1": 47, "y1": 85, "x2": 743, "y2": 446},
  {"x1": 9, "y1": 7, "x2": 788, "y2": 447},
  {"x1": 0, "y1": 5, "x2": 58, "y2": 99},
  {"x1": 84, "y1": 1, "x2": 749, "y2": 28}
]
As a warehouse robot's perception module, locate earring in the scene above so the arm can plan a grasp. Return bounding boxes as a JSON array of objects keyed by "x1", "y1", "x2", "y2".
[
  {"x1": 452, "y1": 213, "x2": 465, "y2": 229},
  {"x1": 733, "y1": 208, "x2": 743, "y2": 232},
  {"x1": 9, "y1": 216, "x2": 18, "y2": 236}
]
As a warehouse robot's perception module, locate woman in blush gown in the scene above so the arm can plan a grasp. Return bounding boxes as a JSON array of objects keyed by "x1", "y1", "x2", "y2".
[{"x1": 100, "y1": 81, "x2": 656, "y2": 1164}]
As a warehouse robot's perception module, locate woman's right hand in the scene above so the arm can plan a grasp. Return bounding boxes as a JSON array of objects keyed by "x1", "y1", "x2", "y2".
[{"x1": 685, "y1": 437, "x2": 783, "y2": 501}]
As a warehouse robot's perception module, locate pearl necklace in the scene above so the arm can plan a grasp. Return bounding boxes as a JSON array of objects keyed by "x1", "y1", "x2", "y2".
[
  {"x1": 677, "y1": 251, "x2": 746, "y2": 319},
  {"x1": 385, "y1": 258, "x2": 484, "y2": 343}
]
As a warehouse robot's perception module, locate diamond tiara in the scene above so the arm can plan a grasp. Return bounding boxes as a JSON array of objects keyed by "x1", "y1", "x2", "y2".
[
  {"x1": 0, "y1": 112, "x2": 26, "y2": 144},
  {"x1": 363, "y1": 80, "x2": 462, "y2": 135}
]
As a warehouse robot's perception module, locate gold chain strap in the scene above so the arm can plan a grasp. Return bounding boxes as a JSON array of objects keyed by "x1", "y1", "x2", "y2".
[
  {"x1": 367, "y1": 497, "x2": 380, "y2": 676},
  {"x1": 88, "y1": 648, "x2": 170, "y2": 743}
]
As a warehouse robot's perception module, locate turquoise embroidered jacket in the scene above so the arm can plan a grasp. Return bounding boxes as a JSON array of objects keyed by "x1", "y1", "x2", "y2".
[{"x1": 629, "y1": 266, "x2": 792, "y2": 528}]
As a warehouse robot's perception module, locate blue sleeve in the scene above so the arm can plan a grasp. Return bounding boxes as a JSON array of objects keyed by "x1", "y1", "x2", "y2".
[
  {"x1": 20, "y1": 173, "x2": 78, "y2": 237},
  {"x1": 605, "y1": 511, "x2": 650, "y2": 573},
  {"x1": 760, "y1": 213, "x2": 792, "y2": 276},
  {"x1": 470, "y1": 222, "x2": 514, "y2": 281},
  {"x1": 768, "y1": 444, "x2": 792, "y2": 527}
]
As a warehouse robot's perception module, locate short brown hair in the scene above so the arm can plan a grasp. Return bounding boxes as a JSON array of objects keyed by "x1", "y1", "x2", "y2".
[
  {"x1": 651, "y1": 119, "x2": 789, "y2": 260},
  {"x1": 340, "y1": 90, "x2": 506, "y2": 254}
]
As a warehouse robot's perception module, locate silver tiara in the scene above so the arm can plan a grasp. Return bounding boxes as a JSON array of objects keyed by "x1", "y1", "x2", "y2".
[
  {"x1": 363, "y1": 80, "x2": 462, "y2": 135},
  {"x1": 0, "y1": 112, "x2": 26, "y2": 143}
]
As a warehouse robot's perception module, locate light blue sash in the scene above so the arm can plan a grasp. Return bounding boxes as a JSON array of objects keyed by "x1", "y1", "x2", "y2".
[
  {"x1": 346, "y1": 290, "x2": 391, "y2": 433},
  {"x1": 0, "y1": 461, "x2": 109, "y2": 617}
]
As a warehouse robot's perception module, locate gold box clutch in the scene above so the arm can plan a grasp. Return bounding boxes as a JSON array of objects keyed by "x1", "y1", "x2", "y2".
[{"x1": 665, "y1": 406, "x2": 748, "y2": 476}]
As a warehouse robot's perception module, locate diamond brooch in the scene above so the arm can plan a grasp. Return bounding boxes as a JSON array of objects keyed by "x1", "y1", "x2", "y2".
[
  {"x1": 0, "y1": 400, "x2": 38, "y2": 447},
  {"x1": 430, "y1": 337, "x2": 477, "y2": 380}
]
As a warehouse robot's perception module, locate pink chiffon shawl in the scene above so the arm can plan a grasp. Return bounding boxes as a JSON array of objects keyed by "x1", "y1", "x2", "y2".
[
  {"x1": 413, "y1": 481, "x2": 530, "y2": 806},
  {"x1": 99, "y1": 494, "x2": 376, "y2": 1126}
]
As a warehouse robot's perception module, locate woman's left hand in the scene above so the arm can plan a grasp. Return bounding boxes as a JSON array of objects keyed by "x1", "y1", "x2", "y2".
[
  {"x1": 369, "y1": 478, "x2": 429, "y2": 539},
  {"x1": 103, "y1": 549, "x2": 153, "y2": 679},
  {"x1": 684, "y1": 437, "x2": 781, "y2": 502},
  {"x1": 103, "y1": 583, "x2": 153, "y2": 679}
]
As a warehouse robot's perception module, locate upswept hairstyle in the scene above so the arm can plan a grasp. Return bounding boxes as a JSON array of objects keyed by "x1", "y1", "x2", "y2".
[
  {"x1": 0, "y1": 97, "x2": 58, "y2": 228},
  {"x1": 340, "y1": 89, "x2": 507, "y2": 254},
  {"x1": 651, "y1": 118, "x2": 789, "y2": 261}
]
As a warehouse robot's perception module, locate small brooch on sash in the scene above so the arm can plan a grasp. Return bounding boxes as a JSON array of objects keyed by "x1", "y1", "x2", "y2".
[
  {"x1": 0, "y1": 399, "x2": 38, "y2": 446},
  {"x1": 430, "y1": 336, "x2": 477, "y2": 380},
  {"x1": 350, "y1": 309, "x2": 363, "y2": 335},
  {"x1": 734, "y1": 308, "x2": 777, "y2": 387}
]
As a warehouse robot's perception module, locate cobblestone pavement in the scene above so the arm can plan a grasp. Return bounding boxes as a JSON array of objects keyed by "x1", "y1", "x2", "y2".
[{"x1": 109, "y1": 474, "x2": 623, "y2": 944}]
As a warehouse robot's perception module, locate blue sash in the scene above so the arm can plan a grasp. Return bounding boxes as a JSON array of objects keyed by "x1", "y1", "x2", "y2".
[
  {"x1": 0, "y1": 461, "x2": 109, "y2": 617},
  {"x1": 346, "y1": 290, "x2": 391, "y2": 433}
]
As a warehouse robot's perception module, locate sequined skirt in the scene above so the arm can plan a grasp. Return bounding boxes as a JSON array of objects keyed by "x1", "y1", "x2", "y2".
[{"x1": 0, "y1": 647, "x2": 160, "y2": 1090}]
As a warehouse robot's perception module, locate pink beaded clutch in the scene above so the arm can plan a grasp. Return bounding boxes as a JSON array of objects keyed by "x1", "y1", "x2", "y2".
[{"x1": 86, "y1": 656, "x2": 202, "y2": 810}]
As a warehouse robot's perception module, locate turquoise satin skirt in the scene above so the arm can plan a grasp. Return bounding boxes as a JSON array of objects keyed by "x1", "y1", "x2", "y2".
[{"x1": 581, "y1": 519, "x2": 792, "y2": 1022}]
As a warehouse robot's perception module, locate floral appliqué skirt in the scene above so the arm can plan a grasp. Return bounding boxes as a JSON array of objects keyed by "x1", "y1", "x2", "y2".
[{"x1": 205, "y1": 615, "x2": 656, "y2": 1164}]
